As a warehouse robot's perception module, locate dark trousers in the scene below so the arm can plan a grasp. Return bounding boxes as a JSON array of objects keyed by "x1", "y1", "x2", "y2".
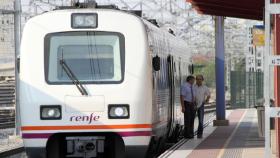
[
  {"x1": 184, "y1": 101, "x2": 196, "y2": 138},
  {"x1": 197, "y1": 104, "x2": 205, "y2": 136}
]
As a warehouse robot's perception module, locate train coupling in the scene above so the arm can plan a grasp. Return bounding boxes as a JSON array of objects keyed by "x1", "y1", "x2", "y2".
[{"x1": 66, "y1": 136, "x2": 105, "y2": 158}]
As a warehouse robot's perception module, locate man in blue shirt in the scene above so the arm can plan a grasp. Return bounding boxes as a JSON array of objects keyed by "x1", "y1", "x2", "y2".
[{"x1": 180, "y1": 75, "x2": 196, "y2": 139}]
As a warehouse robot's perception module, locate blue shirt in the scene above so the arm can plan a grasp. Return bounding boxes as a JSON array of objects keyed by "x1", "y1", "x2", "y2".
[{"x1": 180, "y1": 82, "x2": 195, "y2": 102}]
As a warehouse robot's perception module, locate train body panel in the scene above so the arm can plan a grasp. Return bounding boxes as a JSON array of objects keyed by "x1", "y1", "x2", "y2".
[
  {"x1": 19, "y1": 8, "x2": 191, "y2": 158},
  {"x1": 144, "y1": 21, "x2": 191, "y2": 139}
]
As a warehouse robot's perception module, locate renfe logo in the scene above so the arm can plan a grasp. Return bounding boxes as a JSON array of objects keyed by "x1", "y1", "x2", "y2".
[{"x1": 70, "y1": 113, "x2": 100, "y2": 124}]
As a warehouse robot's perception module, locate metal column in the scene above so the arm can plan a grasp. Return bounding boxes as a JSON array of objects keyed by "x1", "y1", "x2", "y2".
[
  {"x1": 213, "y1": 16, "x2": 229, "y2": 126},
  {"x1": 273, "y1": 0, "x2": 280, "y2": 156},
  {"x1": 263, "y1": 1, "x2": 280, "y2": 157},
  {"x1": 14, "y1": 0, "x2": 21, "y2": 135}
]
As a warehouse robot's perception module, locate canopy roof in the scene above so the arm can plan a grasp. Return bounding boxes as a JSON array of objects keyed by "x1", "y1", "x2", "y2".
[{"x1": 187, "y1": 0, "x2": 264, "y2": 20}]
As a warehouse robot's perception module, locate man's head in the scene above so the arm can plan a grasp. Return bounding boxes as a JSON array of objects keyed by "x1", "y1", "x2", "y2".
[
  {"x1": 186, "y1": 75, "x2": 195, "y2": 84},
  {"x1": 196, "y1": 74, "x2": 204, "y2": 86}
]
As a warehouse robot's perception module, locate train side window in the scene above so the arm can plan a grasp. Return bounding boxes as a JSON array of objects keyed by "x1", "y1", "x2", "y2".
[
  {"x1": 152, "y1": 55, "x2": 160, "y2": 71},
  {"x1": 188, "y1": 64, "x2": 194, "y2": 74}
]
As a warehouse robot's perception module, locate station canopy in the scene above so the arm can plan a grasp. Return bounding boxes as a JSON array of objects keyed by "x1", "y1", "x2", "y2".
[{"x1": 187, "y1": 0, "x2": 264, "y2": 20}]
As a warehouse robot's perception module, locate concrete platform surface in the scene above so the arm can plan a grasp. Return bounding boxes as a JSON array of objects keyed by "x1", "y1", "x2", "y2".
[{"x1": 163, "y1": 109, "x2": 272, "y2": 158}]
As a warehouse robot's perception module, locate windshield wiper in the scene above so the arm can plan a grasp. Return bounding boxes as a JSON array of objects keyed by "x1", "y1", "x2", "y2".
[{"x1": 60, "y1": 59, "x2": 88, "y2": 96}]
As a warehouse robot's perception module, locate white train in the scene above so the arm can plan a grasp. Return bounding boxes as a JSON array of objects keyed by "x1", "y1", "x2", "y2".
[{"x1": 19, "y1": 4, "x2": 192, "y2": 158}]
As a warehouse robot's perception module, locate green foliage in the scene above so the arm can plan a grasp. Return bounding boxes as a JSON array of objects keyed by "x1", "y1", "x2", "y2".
[{"x1": 193, "y1": 60, "x2": 216, "y2": 88}]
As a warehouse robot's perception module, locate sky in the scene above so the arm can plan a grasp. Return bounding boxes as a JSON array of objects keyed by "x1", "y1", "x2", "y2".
[{"x1": 0, "y1": 0, "x2": 261, "y2": 56}]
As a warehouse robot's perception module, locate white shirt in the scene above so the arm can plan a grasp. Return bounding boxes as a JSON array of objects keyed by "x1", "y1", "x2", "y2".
[
  {"x1": 180, "y1": 82, "x2": 195, "y2": 102},
  {"x1": 194, "y1": 84, "x2": 210, "y2": 108}
]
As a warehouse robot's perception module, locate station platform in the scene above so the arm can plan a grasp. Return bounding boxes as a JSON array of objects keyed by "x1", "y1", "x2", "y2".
[
  {"x1": 160, "y1": 109, "x2": 272, "y2": 158},
  {"x1": 0, "y1": 128, "x2": 23, "y2": 157}
]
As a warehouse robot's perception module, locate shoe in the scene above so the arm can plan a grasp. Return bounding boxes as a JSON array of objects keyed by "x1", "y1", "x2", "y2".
[{"x1": 197, "y1": 135, "x2": 203, "y2": 138}]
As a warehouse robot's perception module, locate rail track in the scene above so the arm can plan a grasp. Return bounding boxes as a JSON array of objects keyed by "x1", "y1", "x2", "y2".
[{"x1": 0, "y1": 78, "x2": 15, "y2": 129}]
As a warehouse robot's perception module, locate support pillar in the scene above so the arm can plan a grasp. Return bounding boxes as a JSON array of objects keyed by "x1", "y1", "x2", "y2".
[
  {"x1": 273, "y1": 0, "x2": 280, "y2": 156},
  {"x1": 14, "y1": 0, "x2": 21, "y2": 135},
  {"x1": 213, "y1": 16, "x2": 229, "y2": 126}
]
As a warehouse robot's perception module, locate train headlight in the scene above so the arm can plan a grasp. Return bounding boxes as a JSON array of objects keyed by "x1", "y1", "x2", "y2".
[
  {"x1": 40, "y1": 105, "x2": 62, "y2": 120},
  {"x1": 108, "y1": 105, "x2": 129, "y2": 119},
  {"x1": 71, "y1": 13, "x2": 98, "y2": 29},
  {"x1": 115, "y1": 107, "x2": 124, "y2": 116}
]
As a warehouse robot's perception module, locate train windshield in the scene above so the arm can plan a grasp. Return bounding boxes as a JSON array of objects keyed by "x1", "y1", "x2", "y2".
[{"x1": 45, "y1": 32, "x2": 125, "y2": 84}]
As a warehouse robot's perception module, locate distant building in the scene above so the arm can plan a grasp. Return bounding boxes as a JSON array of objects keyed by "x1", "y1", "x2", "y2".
[
  {"x1": 192, "y1": 53, "x2": 214, "y2": 63},
  {"x1": 0, "y1": 0, "x2": 15, "y2": 76}
]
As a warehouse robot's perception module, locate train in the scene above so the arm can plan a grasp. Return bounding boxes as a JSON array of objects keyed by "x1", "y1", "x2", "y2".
[{"x1": 19, "y1": 3, "x2": 193, "y2": 158}]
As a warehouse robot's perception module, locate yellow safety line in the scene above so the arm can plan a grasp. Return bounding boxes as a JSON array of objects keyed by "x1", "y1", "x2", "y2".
[{"x1": 216, "y1": 109, "x2": 248, "y2": 158}]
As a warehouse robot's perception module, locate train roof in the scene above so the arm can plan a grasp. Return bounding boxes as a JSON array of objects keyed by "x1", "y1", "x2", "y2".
[
  {"x1": 26, "y1": 7, "x2": 190, "y2": 59},
  {"x1": 39, "y1": 7, "x2": 180, "y2": 38}
]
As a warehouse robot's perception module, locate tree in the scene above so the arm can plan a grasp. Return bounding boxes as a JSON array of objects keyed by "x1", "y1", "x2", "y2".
[{"x1": 193, "y1": 60, "x2": 216, "y2": 88}]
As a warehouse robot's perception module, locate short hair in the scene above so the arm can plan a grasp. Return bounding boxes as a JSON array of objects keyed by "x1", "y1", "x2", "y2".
[
  {"x1": 196, "y1": 74, "x2": 204, "y2": 80},
  {"x1": 186, "y1": 75, "x2": 195, "y2": 82}
]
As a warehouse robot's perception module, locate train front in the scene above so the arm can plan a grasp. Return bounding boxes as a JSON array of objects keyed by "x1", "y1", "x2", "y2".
[{"x1": 19, "y1": 8, "x2": 152, "y2": 158}]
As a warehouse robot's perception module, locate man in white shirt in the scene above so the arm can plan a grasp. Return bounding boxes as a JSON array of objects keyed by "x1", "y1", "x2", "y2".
[
  {"x1": 180, "y1": 75, "x2": 196, "y2": 139},
  {"x1": 194, "y1": 74, "x2": 210, "y2": 138}
]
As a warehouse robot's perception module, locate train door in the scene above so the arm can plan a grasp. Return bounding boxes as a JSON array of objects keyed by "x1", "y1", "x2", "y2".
[
  {"x1": 167, "y1": 55, "x2": 176, "y2": 139},
  {"x1": 151, "y1": 55, "x2": 170, "y2": 136}
]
